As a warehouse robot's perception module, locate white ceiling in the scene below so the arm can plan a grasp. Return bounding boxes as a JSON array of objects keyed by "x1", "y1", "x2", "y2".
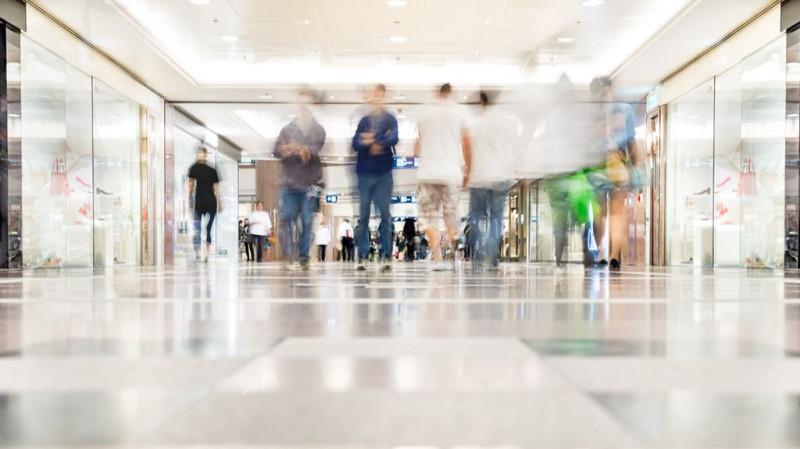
[{"x1": 33, "y1": 0, "x2": 694, "y2": 95}]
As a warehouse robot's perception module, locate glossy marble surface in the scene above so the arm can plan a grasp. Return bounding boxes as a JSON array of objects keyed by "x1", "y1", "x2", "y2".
[{"x1": 1, "y1": 261, "x2": 799, "y2": 448}]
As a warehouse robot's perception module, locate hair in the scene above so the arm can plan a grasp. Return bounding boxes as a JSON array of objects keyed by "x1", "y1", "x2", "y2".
[
  {"x1": 439, "y1": 83, "x2": 452, "y2": 96},
  {"x1": 479, "y1": 91, "x2": 492, "y2": 106},
  {"x1": 256, "y1": 201, "x2": 264, "y2": 207},
  {"x1": 375, "y1": 83, "x2": 387, "y2": 93},
  {"x1": 590, "y1": 77, "x2": 612, "y2": 98}
]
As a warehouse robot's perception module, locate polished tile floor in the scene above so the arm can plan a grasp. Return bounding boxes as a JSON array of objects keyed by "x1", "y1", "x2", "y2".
[{"x1": 1, "y1": 261, "x2": 800, "y2": 448}]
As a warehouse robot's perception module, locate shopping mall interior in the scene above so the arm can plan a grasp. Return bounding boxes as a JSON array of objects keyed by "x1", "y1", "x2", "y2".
[{"x1": 1, "y1": 0, "x2": 800, "y2": 447}]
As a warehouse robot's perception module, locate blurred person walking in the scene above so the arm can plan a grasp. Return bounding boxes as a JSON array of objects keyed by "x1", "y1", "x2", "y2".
[
  {"x1": 590, "y1": 77, "x2": 643, "y2": 270},
  {"x1": 402, "y1": 217, "x2": 416, "y2": 261},
  {"x1": 247, "y1": 201, "x2": 272, "y2": 263},
  {"x1": 316, "y1": 222, "x2": 331, "y2": 262},
  {"x1": 467, "y1": 91, "x2": 516, "y2": 270},
  {"x1": 415, "y1": 83, "x2": 472, "y2": 271},
  {"x1": 352, "y1": 84, "x2": 399, "y2": 273},
  {"x1": 273, "y1": 89, "x2": 326, "y2": 270},
  {"x1": 187, "y1": 147, "x2": 222, "y2": 263},
  {"x1": 241, "y1": 218, "x2": 255, "y2": 262},
  {"x1": 338, "y1": 219, "x2": 355, "y2": 262}
]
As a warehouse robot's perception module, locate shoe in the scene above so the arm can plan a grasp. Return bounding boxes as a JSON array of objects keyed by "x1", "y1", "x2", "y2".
[
  {"x1": 598, "y1": 259, "x2": 608, "y2": 266},
  {"x1": 609, "y1": 258, "x2": 620, "y2": 270},
  {"x1": 356, "y1": 261, "x2": 367, "y2": 271},
  {"x1": 203, "y1": 257, "x2": 209, "y2": 264},
  {"x1": 282, "y1": 262, "x2": 296, "y2": 271},
  {"x1": 381, "y1": 262, "x2": 392, "y2": 273},
  {"x1": 299, "y1": 259, "x2": 310, "y2": 271}
]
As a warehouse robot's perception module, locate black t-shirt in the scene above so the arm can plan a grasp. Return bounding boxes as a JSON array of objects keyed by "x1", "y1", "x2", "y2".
[{"x1": 188, "y1": 162, "x2": 220, "y2": 212}]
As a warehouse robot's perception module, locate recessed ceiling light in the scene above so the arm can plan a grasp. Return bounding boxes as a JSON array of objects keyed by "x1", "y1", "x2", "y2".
[
  {"x1": 389, "y1": 35, "x2": 408, "y2": 43},
  {"x1": 394, "y1": 94, "x2": 406, "y2": 101},
  {"x1": 557, "y1": 37, "x2": 575, "y2": 43},
  {"x1": 463, "y1": 95, "x2": 469, "y2": 100},
  {"x1": 300, "y1": 19, "x2": 311, "y2": 25},
  {"x1": 220, "y1": 35, "x2": 239, "y2": 42},
  {"x1": 582, "y1": 0, "x2": 605, "y2": 6},
  {"x1": 329, "y1": 95, "x2": 335, "y2": 100},
  {"x1": 259, "y1": 93, "x2": 272, "y2": 100},
  {"x1": 387, "y1": 0, "x2": 408, "y2": 6},
  {"x1": 188, "y1": 0, "x2": 211, "y2": 4}
]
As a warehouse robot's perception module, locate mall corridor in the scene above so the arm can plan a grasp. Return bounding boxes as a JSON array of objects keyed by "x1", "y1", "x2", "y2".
[
  {"x1": 1, "y1": 0, "x2": 800, "y2": 447},
  {"x1": 1, "y1": 263, "x2": 799, "y2": 447}
]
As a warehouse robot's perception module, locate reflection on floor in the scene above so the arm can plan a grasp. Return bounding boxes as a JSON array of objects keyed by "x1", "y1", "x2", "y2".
[{"x1": 1, "y1": 261, "x2": 800, "y2": 448}]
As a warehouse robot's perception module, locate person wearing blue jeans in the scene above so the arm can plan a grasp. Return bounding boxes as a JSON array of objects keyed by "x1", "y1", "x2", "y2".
[
  {"x1": 352, "y1": 84, "x2": 399, "y2": 272},
  {"x1": 466, "y1": 91, "x2": 518, "y2": 270},
  {"x1": 273, "y1": 89, "x2": 326, "y2": 270},
  {"x1": 468, "y1": 186, "x2": 508, "y2": 267}
]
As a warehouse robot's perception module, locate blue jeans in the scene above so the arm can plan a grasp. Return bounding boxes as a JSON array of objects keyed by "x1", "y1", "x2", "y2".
[
  {"x1": 279, "y1": 188, "x2": 315, "y2": 262},
  {"x1": 468, "y1": 186, "x2": 508, "y2": 266},
  {"x1": 356, "y1": 172, "x2": 393, "y2": 261}
]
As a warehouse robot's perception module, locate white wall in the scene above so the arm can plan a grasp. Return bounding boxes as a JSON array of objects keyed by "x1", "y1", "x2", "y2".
[{"x1": 658, "y1": 4, "x2": 782, "y2": 105}]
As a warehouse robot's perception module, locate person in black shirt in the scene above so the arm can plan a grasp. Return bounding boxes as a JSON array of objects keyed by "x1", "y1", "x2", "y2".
[{"x1": 187, "y1": 148, "x2": 222, "y2": 262}]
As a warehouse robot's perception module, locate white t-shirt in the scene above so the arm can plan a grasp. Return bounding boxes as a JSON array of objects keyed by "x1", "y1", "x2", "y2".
[
  {"x1": 469, "y1": 108, "x2": 518, "y2": 188},
  {"x1": 315, "y1": 226, "x2": 331, "y2": 245},
  {"x1": 416, "y1": 99, "x2": 469, "y2": 185},
  {"x1": 247, "y1": 210, "x2": 271, "y2": 236},
  {"x1": 337, "y1": 221, "x2": 354, "y2": 239}
]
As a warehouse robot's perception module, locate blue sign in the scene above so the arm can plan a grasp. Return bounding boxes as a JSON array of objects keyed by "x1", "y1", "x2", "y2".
[
  {"x1": 393, "y1": 156, "x2": 419, "y2": 169},
  {"x1": 325, "y1": 194, "x2": 339, "y2": 204},
  {"x1": 391, "y1": 195, "x2": 416, "y2": 204}
]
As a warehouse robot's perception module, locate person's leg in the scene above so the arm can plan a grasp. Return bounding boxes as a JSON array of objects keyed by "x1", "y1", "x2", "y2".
[
  {"x1": 205, "y1": 210, "x2": 216, "y2": 257},
  {"x1": 279, "y1": 189, "x2": 300, "y2": 262},
  {"x1": 419, "y1": 184, "x2": 442, "y2": 262},
  {"x1": 487, "y1": 187, "x2": 508, "y2": 267},
  {"x1": 609, "y1": 190, "x2": 628, "y2": 266},
  {"x1": 374, "y1": 172, "x2": 394, "y2": 261},
  {"x1": 254, "y1": 235, "x2": 263, "y2": 262},
  {"x1": 442, "y1": 186, "x2": 460, "y2": 259},
  {"x1": 298, "y1": 192, "x2": 316, "y2": 264},
  {"x1": 245, "y1": 237, "x2": 253, "y2": 261},
  {"x1": 467, "y1": 188, "x2": 487, "y2": 263},
  {"x1": 547, "y1": 178, "x2": 569, "y2": 265},
  {"x1": 192, "y1": 209, "x2": 202, "y2": 258},
  {"x1": 355, "y1": 175, "x2": 375, "y2": 263}
]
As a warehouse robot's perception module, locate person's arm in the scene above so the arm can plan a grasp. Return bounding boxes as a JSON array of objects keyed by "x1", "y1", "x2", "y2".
[
  {"x1": 266, "y1": 212, "x2": 272, "y2": 233},
  {"x1": 187, "y1": 177, "x2": 195, "y2": 206},
  {"x1": 352, "y1": 118, "x2": 370, "y2": 153},
  {"x1": 213, "y1": 182, "x2": 223, "y2": 213},
  {"x1": 461, "y1": 129, "x2": 473, "y2": 188},
  {"x1": 274, "y1": 127, "x2": 299, "y2": 160},
  {"x1": 377, "y1": 115, "x2": 399, "y2": 149}
]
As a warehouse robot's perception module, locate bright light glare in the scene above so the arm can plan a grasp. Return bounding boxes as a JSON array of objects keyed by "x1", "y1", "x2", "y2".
[
  {"x1": 557, "y1": 37, "x2": 575, "y2": 43},
  {"x1": 389, "y1": 35, "x2": 408, "y2": 44},
  {"x1": 220, "y1": 35, "x2": 239, "y2": 43},
  {"x1": 188, "y1": 0, "x2": 211, "y2": 5},
  {"x1": 387, "y1": 0, "x2": 408, "y2": 6},
  {"x1": 582, "y1": 0, "x2": 605, "y2": 6}
]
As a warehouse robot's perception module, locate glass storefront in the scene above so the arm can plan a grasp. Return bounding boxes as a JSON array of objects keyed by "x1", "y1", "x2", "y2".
[
  {"x1": 20, "y1": 37, "x2": 94, "y2": 268},
  {"x1": 19, "y1": 37, "x2": 143, "y2": 268},
  {"x1": 666, "y1": 37, "x2": 786, "y2": 268},
  {"x1": 92, "y1": 80, "x2": 141, "y2": 267}
]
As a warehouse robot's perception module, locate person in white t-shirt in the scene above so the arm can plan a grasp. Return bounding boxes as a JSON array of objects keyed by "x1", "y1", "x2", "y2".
[
  {"x1": 247, "y1": 201, "x2": 272, "y2": 263},
  {"x1": 315, "y1": 223, "x2": 332, "y2": 262},
  {"x1": 467, "y1": 91, "x2": 518, "y2": 270},
  {"x1": 415, "y1": 83, "x2": 472, "y2": 269},
  {"x1": 337, "y1": 219, "x2": 355, "y2": 262}
]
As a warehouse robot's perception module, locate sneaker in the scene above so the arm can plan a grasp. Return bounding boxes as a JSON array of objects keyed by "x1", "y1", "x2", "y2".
[
  {"x1": 299, "y1": 259, "x2": 310, "y2": 271},
  {"x1": 609, "y1": 259, "x2": 621, "y2": 270},
  {"x1": 356, "y1": 261, "x2": 367, "y2": 271},
  {"x1": 432, "y1": 261, "x2": 453, "y2": 272}
]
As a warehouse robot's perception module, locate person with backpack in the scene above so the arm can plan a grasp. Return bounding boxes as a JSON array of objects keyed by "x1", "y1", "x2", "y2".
[{"x1": 352, "y1": 84, "x2": 399, "y2": 273}]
